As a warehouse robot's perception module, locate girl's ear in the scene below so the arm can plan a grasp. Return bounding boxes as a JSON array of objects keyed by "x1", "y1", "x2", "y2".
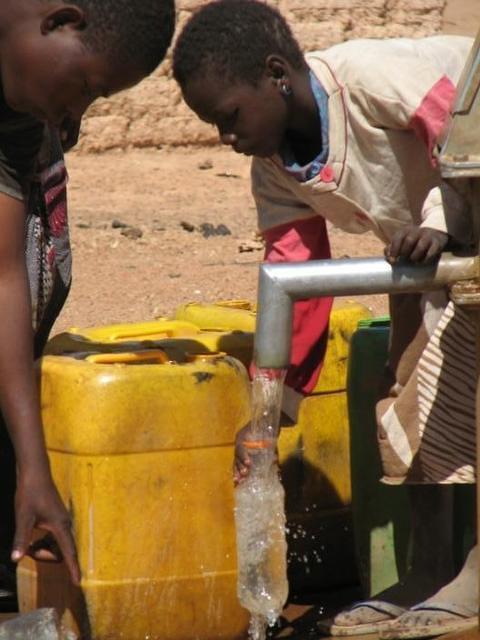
[
  {"x1": 41, "y1": 5, "x2": 87, "y2": 35},
  {"x1": 265, "y1": 54, "x2": 289, "y2": 85}
]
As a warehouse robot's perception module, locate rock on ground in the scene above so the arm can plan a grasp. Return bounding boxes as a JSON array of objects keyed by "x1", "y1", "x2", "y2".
[{"x1": 0, "y1": 608, "x2": 77, "y2": 640}]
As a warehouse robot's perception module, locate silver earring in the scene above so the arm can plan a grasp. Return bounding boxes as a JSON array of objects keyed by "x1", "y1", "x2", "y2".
[{"x1": 280, "y1": 82, "x2": 292, "y2": 97}]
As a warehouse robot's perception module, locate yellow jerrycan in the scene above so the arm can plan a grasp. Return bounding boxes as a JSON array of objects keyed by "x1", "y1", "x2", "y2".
[
  {"x1": 45, "y1": 317, "x2": 254, "y2": 372},
  {"x1": 174, "y1": 299, "x2": 372, "y2": 592},
  {"x1": 17, "y1": 349, "x2": 251, "y2": 640},
  {"x1": 40, "y1": 298, "x2": 371, "y2": 595}
]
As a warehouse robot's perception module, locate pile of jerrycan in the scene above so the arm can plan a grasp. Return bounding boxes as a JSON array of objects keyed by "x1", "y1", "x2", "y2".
[{"x1": 18, "y1": 301, "x2": 476, "y2": 640}]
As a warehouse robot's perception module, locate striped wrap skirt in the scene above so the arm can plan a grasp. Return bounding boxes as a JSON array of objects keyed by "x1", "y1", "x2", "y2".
[{"x1": 377, "y1": 292, "x2": 476, "y2": 485}]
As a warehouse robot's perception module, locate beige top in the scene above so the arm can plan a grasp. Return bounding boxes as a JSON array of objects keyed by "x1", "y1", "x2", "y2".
[{"x1": 252, "y1": 35, "x2": 474, "y2": 245}]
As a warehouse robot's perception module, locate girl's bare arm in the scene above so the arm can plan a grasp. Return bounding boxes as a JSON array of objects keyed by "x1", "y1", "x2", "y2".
[{"x1": 0, "y1": 191, "x2": 80, "y2": 584}]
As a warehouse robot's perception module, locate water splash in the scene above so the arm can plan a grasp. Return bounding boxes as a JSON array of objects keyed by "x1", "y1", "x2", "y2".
[{"x1": 234, "y1": 369, "x2": 289, "y2": 640}]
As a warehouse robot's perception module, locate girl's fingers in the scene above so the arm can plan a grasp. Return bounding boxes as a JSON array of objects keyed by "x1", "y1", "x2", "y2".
[
  {"x1": 387, "y1": 231, "x2": 403, "y2": 260},
  {"x1": 387, "y1": 229, "x2": 418, "y2": 261},
  {"x1": 398, "y1": 230, "x2": 420, "y2": 258},
  {"x1": 27, "y1": 534, "x2": 62, "y2": 563},
  {"x1": 233, "y1": 446, "x2": 251, "y2": 485},
  {"x1": 409, "y1": 236, "x2": 430, "y2": 262},
  {"x1": 234, "y1": 464, "x2": 250, "y2": 486},
  {"x1": 235, "y1": 445, "x2": 251, "y2": 468},
  {"x1": 387, "y1": 229, "x2": 447, "y2": 265},
  {"x1": 11, "y1": 509, "x2": 34, "y2": 563},
  {"x1": 50, "y1": 523, "x2": 81, "y2": 586},
  {"x1": 424, "y1": 240, "x2": 443, "y2": 263}
]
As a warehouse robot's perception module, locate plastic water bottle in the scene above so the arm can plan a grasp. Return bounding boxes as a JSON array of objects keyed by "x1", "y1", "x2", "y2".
[
  {"x1": 234, "y1": 369, "x2": 289, "y2": 639},
  {"x1": 235, "y1": 444, "x2": 288, "y2": 632}
]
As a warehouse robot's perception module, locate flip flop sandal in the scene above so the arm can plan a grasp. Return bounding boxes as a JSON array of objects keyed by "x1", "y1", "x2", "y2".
[
  {"x1": 317, "y1": 600, "x2": 407, "y2": 636},
  {"x1": 379, "y1": 602, "x2": 478, "y2": 639}
]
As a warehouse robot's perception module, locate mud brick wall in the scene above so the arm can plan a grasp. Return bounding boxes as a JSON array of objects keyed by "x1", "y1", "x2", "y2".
[{"x1": 77, "y1": 0, "x2": 446, "y2": 152}]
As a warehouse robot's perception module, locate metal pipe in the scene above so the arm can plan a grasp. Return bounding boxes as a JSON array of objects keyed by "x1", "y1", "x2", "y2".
[{"x1": 254, "y1": 253, "x2": 478, "y2": 369}]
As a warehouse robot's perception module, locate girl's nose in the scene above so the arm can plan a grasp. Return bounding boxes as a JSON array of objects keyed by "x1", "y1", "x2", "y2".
[{"x1": 220, "y1": 132, "x2": 238, "y2": 147}]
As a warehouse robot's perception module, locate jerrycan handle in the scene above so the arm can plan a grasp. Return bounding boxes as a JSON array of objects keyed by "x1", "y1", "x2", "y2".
[
  {"x1": 107, "y1": 320, "x2": 199, "y2": 341},
  {"x1": 215, "y1": 299, "x2": 255, "y2": 311},
  {"x1": 86, "y1": 350, "x2": 170, "y2": 365},
  {"x1": 186, "y1": 351, "x2": 226, "y2": 362}
]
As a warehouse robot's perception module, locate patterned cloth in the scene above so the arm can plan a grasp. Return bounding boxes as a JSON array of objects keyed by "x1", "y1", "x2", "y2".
[
  {"x1": 417, "y1": 302, "x2": 476, "y2": 482},
  {"x1": 26, "y1": 126, "x2": 72, "y2": 356},
  {"x1": 377, "y1": 295, "x2": 476, "y2": 485}
]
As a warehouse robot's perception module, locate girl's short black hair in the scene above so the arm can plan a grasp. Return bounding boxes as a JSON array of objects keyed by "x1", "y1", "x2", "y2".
[
  {"x1": 173, "y1": 0, "x2": 304, "y2": 87},
  {"x1": 70, "y1": 0, "x2": 176, "y2": 75}
]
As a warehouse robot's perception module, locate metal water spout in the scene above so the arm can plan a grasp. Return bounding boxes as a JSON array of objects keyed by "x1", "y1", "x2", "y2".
[{"x1": 253, "y1": 253, "x2": 478, "y2": 370}]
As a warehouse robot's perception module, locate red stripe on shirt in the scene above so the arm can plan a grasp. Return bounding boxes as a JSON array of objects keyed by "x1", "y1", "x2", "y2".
[{"x1": 409, "y1": 75, "x2": 456, "y2": 163}]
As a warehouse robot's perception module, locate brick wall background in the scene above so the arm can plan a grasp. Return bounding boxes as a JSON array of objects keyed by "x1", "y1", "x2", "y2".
[{"x1": 77, "y1": 0, "x2": 446, "y2": 152}]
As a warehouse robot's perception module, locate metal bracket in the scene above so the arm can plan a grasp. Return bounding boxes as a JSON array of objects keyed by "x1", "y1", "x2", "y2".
[{"x1": 449, "y1": 279, "x2": 480, "y2": 308}]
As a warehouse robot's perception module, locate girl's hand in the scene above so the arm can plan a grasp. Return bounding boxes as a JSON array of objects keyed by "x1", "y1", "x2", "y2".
[
  {"x1": 12, "y1": 470, "x2": 81, "y2": 585},
  {"x1": 385, "y1": 226, "x2": 449, "y2": 264},
  {"x1": 234, "y1": 424, "x2": 253, "y2": 485}
]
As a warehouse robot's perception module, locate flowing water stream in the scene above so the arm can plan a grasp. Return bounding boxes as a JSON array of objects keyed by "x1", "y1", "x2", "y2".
[{"x1": 234, "y1": 368, "x2": 289, "y2": 640}]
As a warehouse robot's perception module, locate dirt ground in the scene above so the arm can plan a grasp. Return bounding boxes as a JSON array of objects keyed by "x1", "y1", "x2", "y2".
[
  {"x1": 57, "y1": 149, "x2": 385, "y2": 334},
  {"x1": 53, "y1": 2, "x2": 480, "y2": 335}
]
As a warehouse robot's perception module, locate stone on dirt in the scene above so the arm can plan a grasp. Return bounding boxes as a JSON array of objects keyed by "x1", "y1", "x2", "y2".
[
  {"x1": 198, "y1": 159, "x2": 213, "y2": 170},
  {"x1": 111, "y1": 219, "x2": 129, "y2": 229},
  {"x1": 121, "y1": 226, "x2": 143, "y2": 240},
  {"x1": 0, "y1": 608, "x2": 77, "y2": 639},
  {"x1": 199, "y1": 222, "x2": 231, "y2": 238},
  {"x1": 180, "y1": 220, "x2": 195, "y2": 232}
]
